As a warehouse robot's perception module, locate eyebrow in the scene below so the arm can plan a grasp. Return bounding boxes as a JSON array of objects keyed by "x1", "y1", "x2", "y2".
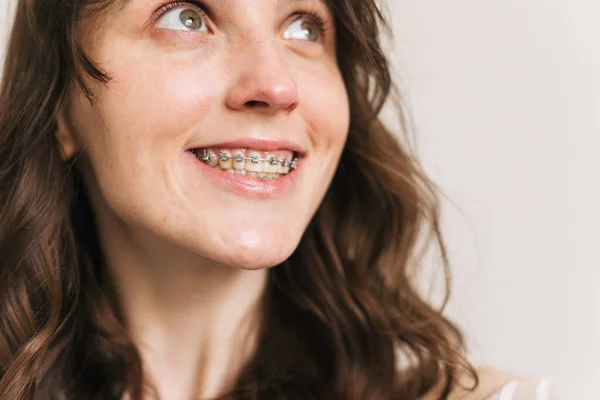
[
  {"x1": 277, "y1": 0, "x2": 330, "y2": 11},
  {"x1": 279, "y1": 0, "x2": 325, "y2": 5}
]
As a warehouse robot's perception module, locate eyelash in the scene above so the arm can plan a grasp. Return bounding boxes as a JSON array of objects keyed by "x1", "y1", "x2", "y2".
[
  {"x1": 152, "y1": 1, "x2": 330, "y2": 40},
  {"x1": 154, "y1": 0, "x2": 207, "y2": 22},
  {"x1": 293, "y1": 7, "x2": 329, "y2": 40}
]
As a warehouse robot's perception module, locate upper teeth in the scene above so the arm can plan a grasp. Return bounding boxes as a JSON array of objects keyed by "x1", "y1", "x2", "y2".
[
  {"x1": 213, "y1": 151, "x2": 296, "y2": 168},
  {"x1": 191, "y1": 148, "x2": 298, "y2": 176}
]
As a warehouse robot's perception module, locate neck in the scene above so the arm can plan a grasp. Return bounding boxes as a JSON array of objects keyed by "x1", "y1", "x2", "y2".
[{"x1": 98, "y1": 214, "x2": 269, "y2": 400}]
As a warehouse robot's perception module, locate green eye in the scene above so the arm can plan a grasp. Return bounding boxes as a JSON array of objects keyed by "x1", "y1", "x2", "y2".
[
  {"x1": 180, "y1": 9, "x2": 203, "y2": 30},
  {"x1": 284, "y1": 18, "x2": 323, "y2": 43},
  {"x1": 157, "y1": 7, "x2": 208, "y2": 32}
]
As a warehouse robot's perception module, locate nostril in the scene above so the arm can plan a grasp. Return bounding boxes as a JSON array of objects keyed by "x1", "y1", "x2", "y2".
[
  {"x1": 246, "y1": 100, "x2": 268, "y2": 107},
  {"x1": 284, "y1": 102, "x2": 298, "y2": 113}
]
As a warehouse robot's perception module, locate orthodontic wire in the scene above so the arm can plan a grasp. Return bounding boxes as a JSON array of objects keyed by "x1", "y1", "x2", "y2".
[{"x1": 194, "y1": 149, "x2": 298, "y2": 170}]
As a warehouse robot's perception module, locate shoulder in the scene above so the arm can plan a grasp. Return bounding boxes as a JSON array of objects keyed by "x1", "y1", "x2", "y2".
[
  {"x1": 482, "y1": 375, "x2": 557, "y2": 400},
  {"x1": 420, "y1": 366, "x2": 558, "y2": 400}
]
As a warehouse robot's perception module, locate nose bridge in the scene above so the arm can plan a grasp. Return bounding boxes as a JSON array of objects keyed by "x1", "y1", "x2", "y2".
[{"x1": 224, "y1": 31, "x2": 299, "y2": 113}]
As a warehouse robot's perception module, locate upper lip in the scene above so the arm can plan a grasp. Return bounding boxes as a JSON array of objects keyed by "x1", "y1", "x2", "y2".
[{"x1": 188, "y1": 137, "x2": 307, "y2": 157}]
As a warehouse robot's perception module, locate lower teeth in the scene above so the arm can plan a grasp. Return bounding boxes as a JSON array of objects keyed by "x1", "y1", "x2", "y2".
[{"x1": 216, "y1": 167, "x2": 282, "y2": 180}]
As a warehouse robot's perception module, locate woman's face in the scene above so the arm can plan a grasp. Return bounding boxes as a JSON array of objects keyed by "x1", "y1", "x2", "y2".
[{"x1": 63, "y1": 0, "x2": 350, "y2": 269}]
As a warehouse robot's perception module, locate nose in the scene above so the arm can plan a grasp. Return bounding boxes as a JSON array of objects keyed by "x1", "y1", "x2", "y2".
[{"x1": 225, "y1": 40, "x2": 299, "y2": 114}]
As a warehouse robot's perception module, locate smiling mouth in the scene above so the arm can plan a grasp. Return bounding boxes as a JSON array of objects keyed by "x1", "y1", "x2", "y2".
[{"x1": 189, "y1": 148, "x2": 299, "y2": 180}]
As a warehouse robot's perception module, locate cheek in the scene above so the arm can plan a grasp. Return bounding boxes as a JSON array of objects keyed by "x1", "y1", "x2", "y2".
[
  {"x1": 68, "y1": 53, "x2": 225, "y2": 192},
  {"x1": 299, "y1": 66, "x2": 350, "y2": 151},
  {"x1": 79, "y1": 29, "x2": 221, "y2": 150},
  {"x1": 92, "y1": 63, "x2": 221, "y2": 150},
  {"x1": 286, "y1": 68, "x2": 349, "y2": 222},
  {"x1": 65, "y1": 57, "x2": 225, "y2": 230}
]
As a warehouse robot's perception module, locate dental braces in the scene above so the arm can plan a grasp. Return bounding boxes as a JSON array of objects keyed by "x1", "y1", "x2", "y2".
[{"x1": 193, "y1": 149, "x2": 298, "y2": 170}]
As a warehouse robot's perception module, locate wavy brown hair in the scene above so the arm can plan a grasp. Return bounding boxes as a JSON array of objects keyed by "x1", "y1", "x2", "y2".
[{"x1": 0, "y1": 0, "x2": 479, "y2": 398}]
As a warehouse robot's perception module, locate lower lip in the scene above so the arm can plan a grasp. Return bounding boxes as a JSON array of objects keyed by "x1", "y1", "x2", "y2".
[{"x1": 185, "y1": 150, "x2": 301, "y2": 198}]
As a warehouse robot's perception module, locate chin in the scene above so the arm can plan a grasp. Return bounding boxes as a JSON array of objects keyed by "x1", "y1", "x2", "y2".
[
  {"x1": 235, "y1": 246, "x2": 297, "y2": 270},
  {"x1": 208, "y1": 238, "x2": 300, "y2": 270},
  {"x1": 192, "y1": 227, "x2": 302, "y2": 270}
]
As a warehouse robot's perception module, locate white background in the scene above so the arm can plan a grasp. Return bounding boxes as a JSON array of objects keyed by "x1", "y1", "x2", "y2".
[
  {"x1": 385, "y1": 1, "x2": 599, "y2": 399},
  {"x1": 1, "y1": 0, "x2": 598, "y2": 398}
]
